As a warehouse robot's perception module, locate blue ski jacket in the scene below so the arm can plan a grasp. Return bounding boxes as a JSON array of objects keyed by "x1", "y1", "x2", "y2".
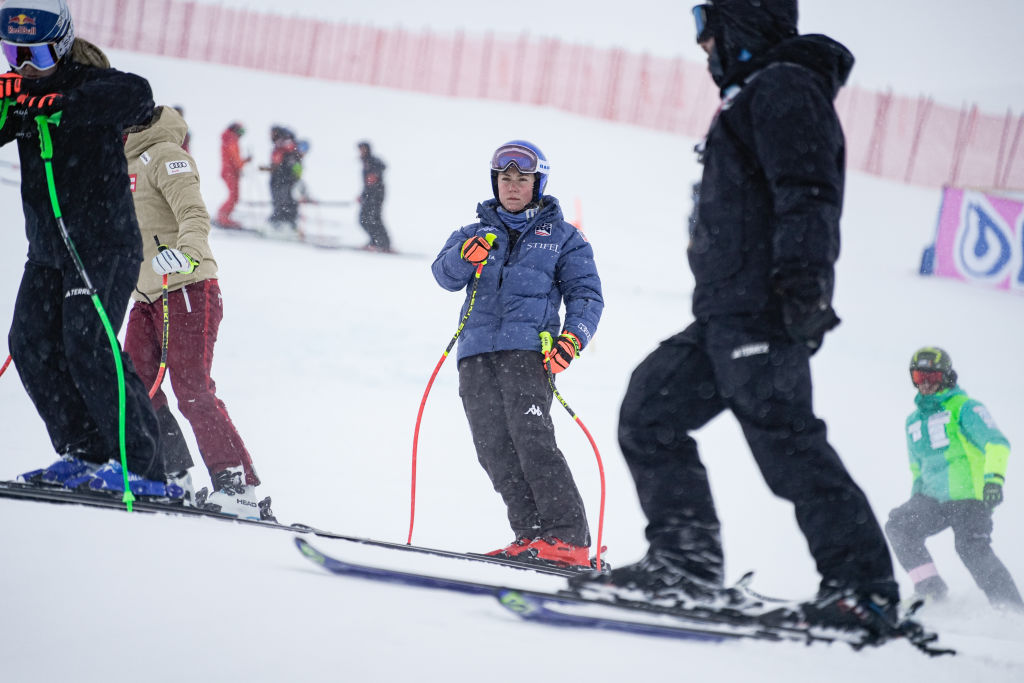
[{"x1": 432, "y1": 196, "x2": 603, "y2": 362}]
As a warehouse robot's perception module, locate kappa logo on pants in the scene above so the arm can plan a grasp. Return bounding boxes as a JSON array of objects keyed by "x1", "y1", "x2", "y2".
[{"x1": 524, "y1": 404, "x2": 544, "y2": 417}]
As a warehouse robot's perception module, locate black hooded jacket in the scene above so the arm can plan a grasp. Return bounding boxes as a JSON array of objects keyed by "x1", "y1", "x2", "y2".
[
  {"x1": 689, "y1": 1, "x2": 854, "y2": 320},
  {"x1": 0, "y1": 60, "x2": 154, "y2": 268}
]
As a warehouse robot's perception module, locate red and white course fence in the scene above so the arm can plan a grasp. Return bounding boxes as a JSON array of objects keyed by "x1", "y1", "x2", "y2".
[{"x1": 73, "y1": 0, "x2": 1024, "y2": 192}]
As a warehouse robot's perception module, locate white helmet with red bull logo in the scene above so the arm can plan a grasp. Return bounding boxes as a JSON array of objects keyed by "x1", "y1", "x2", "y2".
[{"x1": 0, "y1": 0, "x2": 74, "y2": 72}]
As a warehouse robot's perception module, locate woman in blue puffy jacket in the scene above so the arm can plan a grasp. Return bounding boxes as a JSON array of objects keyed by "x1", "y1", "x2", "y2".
[{"x1": 431, "y1": 140, "x2": 603, "y2": 568}]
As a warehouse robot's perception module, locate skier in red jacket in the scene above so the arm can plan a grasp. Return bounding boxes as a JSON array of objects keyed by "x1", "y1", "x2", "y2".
[{"x1": 215, "y1": 122, "x2": 249, "y2": 228}]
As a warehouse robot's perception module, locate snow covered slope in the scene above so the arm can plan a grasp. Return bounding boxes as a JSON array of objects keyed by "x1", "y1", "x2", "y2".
[{"x1": 2, "y1": 10, "x2": 1024, "y2": 681}]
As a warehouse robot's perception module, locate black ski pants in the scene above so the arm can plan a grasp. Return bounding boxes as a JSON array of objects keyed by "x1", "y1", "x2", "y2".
[
  {"x1": 269, "y1": 175, "x2": 298, "y2": 227},
  {"x1": 886, "y1": 495, "x2": 1023, "y2": 607},
  {"x1": 618, "y1": 317, "x2": 896, "y2": 595},
  {"x1": 459, "y1": 350, "x2": 589, "y2": 546},
  {"x1": 359, "y1": 192, "x2": 390, "y2": 251},
  {"x1": 9, "y1": 253, "x2": 163, "y2": 480}
]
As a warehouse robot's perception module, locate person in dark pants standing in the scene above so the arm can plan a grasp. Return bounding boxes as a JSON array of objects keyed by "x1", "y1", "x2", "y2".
[
  {"x1": 357, "y1": 140, "x2": 392, "y2": 252},
  {"x1": 432, "y1": 140, "x2": 603, "y2": 567},
  {"x1": 886, "y1": 347, "x2": 1022, "y2": 611},
  {"x1": 262, "y1": 125, "x2": 302, "y2": 231},
  {"x1": 572, "y1": 0, "x2": 900, "y2": 637},
  {"x1": 1, "y1": 0, "x2": 170, "y2": 492}
]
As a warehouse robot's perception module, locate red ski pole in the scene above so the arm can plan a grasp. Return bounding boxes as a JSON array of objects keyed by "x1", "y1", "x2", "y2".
[
  {"x1": 408, "y1": 233, "x2": 496, "y2": 545},
  {"x1": 540, "y1": 331, "x2": 607, "y2": 570},
  {"x1": 148, "y1": 238, "x2": 170, "y2": 399}
]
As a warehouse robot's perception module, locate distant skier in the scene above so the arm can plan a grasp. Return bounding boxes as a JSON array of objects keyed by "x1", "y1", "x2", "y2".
[
  {"x1": 215, "y1": 121, "x2": 250, "y2": 229},
  {"x1": 357, "y1": 140, "x2": 392, "y2": 252},
  {"x1": 1, "y1": 0, "x2": 174, "y2": 494},
  {"x1": 431, "y1": 140, "x2": 603, "y2": 568},
  {"x1": 886, "y1": 347, "x2": 1022, "y2": 610},
  {"x1": 571, "y1": 0, "x2": 902, "y2": 642},
  {"x1": 261, "y1": 125, "x2": 303, "y2": 231},
  {"x1": 123, "y1": 104, "x2": 273, "y2": 520}
]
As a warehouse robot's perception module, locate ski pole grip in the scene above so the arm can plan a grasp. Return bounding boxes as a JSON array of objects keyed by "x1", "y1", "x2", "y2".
[
  {"x1": 473, "y1": 233, "x2": 499, "y2": 277},
  {"x1": 33, "y1": 112, "x2": 61, "y2": 160},
  {"x1": 539, "y1": 331, "x2": 553, "y2": 354},
  {"x1": 154, "y1": 235, "x2": 167, "y2": 251}
]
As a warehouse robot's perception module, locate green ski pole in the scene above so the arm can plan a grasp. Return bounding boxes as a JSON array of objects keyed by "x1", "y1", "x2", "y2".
[{"x1": 35, "y1": 112, "x2": 135, "y2": 511}]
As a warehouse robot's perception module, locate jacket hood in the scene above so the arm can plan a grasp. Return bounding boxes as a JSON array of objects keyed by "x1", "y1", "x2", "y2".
[
  {"x1": 721, "y1": 33, "x2": 853, "y2": 96},
  {"x1": 766, "y1": 34, "x2": 853, "y2": 95},
  {"x1": 124, "y1": 105, "x2": 188, "y2": 157},
  {"x1": 712, "y1": 0, "x2": 798, "y2": 69}
]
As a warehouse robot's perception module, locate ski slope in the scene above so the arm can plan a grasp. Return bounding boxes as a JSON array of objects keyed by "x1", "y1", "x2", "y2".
[{"x1": 3, "y1": 4, "x2": 1024, "y2": 681}]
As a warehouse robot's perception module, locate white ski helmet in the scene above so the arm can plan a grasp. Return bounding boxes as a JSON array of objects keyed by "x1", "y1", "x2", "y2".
[{"x1": 0, "y1": 0, "x2": 74, "y2": 71}]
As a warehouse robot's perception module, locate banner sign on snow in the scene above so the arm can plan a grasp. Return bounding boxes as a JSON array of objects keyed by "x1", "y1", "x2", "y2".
[{"x1": 920, "y1": 187, "x2": 1024, "y2": 294}]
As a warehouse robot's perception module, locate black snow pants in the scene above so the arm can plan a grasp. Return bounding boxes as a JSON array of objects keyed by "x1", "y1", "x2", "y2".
[
  {"x1": 269, "y1": 175, "x2": 299, "y2": 228},
  {"x1": 617, "y1": 316, "x2": 896, "y2": 596},
  {"x1": 886, "y1": 495, "x2": 1023, "y2": 608},
  {"x1": 359, "y1": 192, "x2": 391, "y2": 251},
  {"x1": 8, "y1": 253, "x2": 163, "y2": 480},
  {"x1": 459, "y1": 350, "x2": 589, "y2": 546}
]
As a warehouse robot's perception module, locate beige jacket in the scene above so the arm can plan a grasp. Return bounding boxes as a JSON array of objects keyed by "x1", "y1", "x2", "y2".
[{"x1": 125, "y1": 105, "x2": 218, "y2": 302}]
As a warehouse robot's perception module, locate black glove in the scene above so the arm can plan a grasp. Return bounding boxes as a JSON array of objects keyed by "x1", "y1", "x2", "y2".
[
  {"x1": 983, "y1": 482, "x2": 1003, "y2": 509},
  {"x1": 773, "y1": 270, "x2": 840, "y2": 352},
  {"x1": 2, "y1": 88, "x2": 64, "y2": 131},
  {"x1": 16, "y1": 92, "x2": 65, "y2": 115}
]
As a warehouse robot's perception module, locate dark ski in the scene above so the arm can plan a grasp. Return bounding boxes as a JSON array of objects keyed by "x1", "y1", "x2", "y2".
[
  {"x1": 0, "y1": 480, "x2": 585, "y2": 576},
  {"x1": 293, "y1": 537, "x2": 954, "y2": 654}
]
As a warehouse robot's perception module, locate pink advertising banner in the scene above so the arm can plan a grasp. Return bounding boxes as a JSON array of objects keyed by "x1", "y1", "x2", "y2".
[{"x1": 921, "y1": 187, "x2": 1024, "y2": 293}]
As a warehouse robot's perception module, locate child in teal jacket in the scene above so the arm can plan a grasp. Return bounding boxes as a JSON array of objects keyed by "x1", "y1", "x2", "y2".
[{"x1": 885, "y1": 347, "x2": 1022, "y2": 609}]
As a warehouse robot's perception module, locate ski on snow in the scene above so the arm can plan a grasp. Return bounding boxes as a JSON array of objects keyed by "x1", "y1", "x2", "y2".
[
  {"x1": 294, "y1": 537, "x2": 955, "y2": 656},
  {"x1": 0, "y1": 480, "x2": 590, "y2": 577},
  {"x1": 211, "y1": 221, "x2": 425, "y2": 258}
]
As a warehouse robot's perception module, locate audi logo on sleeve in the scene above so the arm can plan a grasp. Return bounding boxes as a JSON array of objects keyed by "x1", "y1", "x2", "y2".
[{"x1": 165, "y1": 160, "x2": 192, "y2": 175}]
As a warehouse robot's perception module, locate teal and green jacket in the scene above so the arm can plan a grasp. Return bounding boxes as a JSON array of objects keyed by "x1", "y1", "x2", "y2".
[{"x1": 905, "y1": 386, "x2": 1010, "y2": 501}]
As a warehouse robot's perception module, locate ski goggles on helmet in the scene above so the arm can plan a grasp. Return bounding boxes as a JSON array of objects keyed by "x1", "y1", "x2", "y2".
[
  {"x1": 691, "y1": 4, "x2": 716, "y2": 43},
  {"x1": 910, "y1": 370, "x2": 945, "y2": 386},
  {"x1": 490, "y1": 143, "x2": 550, "y2": 175},
  {"x1": 1, "y1": 40, "x2": 60, "y2": 70}
]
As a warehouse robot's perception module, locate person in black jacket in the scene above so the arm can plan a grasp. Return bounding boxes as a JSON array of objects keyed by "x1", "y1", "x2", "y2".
[
  {"x1": 357, "y1": 140, "x2": 392, "y2": 252},
  {"x1": 262, "y1": 125, "x2": 303, "y2": 232},
  {"x1": 0, "y1": 1, "x2": 169, "y2": 491},
  {"x1": 572, "y1": 0, "x2": 900, "y2": 639}
]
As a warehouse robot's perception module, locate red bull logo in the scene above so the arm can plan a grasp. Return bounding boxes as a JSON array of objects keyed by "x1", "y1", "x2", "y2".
[{"x1": 6, "y1": 13, "x2": 38, "y2": 36}]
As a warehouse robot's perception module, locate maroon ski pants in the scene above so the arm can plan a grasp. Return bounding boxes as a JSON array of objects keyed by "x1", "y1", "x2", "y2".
[{"x1": 125, "y1": 278, "x2": 259, "y2": 485}]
